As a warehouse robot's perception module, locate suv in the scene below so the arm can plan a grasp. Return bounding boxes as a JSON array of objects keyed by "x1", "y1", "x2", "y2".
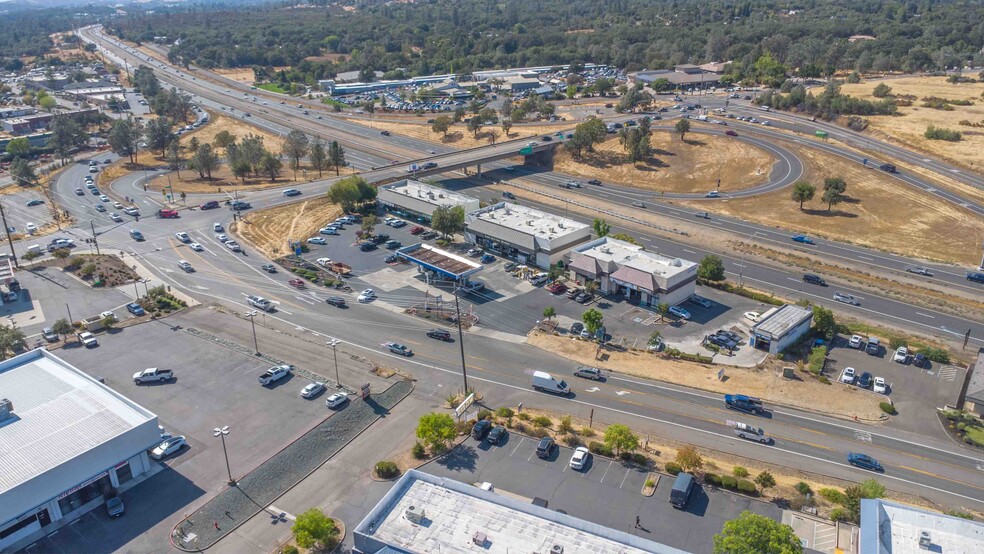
[
  {"x1": 688, "y1": 295, "x2": 712, "y2": 309},
  {"x1": 536, "y1": 436, "x2": 556, "y2": 458},
  {"x1": 968, "y1": 272, "x2": 984, "y2": 284},
  {"x1": 472, "y1": 419, "x2": 492, "y2": 440},
  {"x1": 573, "y1": 366, "x2": 603, "y2": 380},
  {"x1": 426, "y1": 329, "x2": 452, "y2": 341},
  {"x1": 803, "y1": 274, "x2": 826, "y2": 286}
]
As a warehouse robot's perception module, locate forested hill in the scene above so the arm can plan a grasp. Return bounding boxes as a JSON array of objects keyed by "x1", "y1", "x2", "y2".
[{"x1": 113, "y1": 0, "x2": 984, "y2": 83}]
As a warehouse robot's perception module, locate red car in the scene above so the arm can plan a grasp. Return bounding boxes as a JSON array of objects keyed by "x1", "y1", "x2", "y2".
[
  {"x1": 409, "y1": 226, "x2": 425, "y2": 235},
  {"x1": 725, "y1": 130, "x2": 738, "y2": 136},
  {"x1": 547, "y1": 283, "x2": 567, "y2": 295},
  {"x1": 288, "y1": 279, "x2": 306, "y2": 289}
]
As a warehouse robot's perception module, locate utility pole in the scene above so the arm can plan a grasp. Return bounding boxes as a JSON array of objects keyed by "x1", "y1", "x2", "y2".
[
  {"x1": 89, "y1": 220, "x2": 101, "y2": 254},
  {"x1": 0, "y1": 203, "x2": 17, "y2": 268},
  {"x1": 453, "y1": 284, "x2": 470, "y2": 394},
  {"x1": 328, "y1": 339, "x2": 341, "y2": 387}
]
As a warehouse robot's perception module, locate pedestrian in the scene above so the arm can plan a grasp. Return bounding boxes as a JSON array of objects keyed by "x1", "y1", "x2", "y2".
[
  {"x1": 214, "y1": 521, "x2": 220, "y2": 531},
  {"x1": 635, "y1": 515, "x2": 640, "y2": 528}
]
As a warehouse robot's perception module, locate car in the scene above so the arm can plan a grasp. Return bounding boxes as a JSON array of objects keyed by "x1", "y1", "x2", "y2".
[
  {"x1": 113, "y1": 201, "x2": 124, "y2": 209},
  {"x1": 421, "y1": 231, "x2": 439, "y2": 240},
  {"x1": 409, "y1": 226, "x2": 425, "y2": 235},
  {"x1": 260, "y1": 263, "x2": 277, "y2": 273},
  {"x1": 847, "y1": 452, "x2": 883, "y2": 472},
  {"x1": 371, "y1": 233, "x2": 390, "y2": 244},
  {"x1": 631, "y1": 201, "x2": 646, "y2": 208},
  {"x1": 258, "y1": 364, "x2": 292, "y2": 385},
  {"x1": 105, "y1": 494, "x2": 124, "y2": 518},
  {"x1": 803, "y1": 274, "x2": 827, "y2": 286},
  {"x1": 502, "y1": 191, "x2": 516, "y2": 200},
  {"x1": 326, "y1": 296, "x2": 347, "y2": 307},
  {"x1": 912, "y1": 352, "x2": 926, "y2": 368},
  {"x1": 841, "y1": 367, "x2": 857, "y2": 384},
  {"x1": 873, "y1": 377, "x2": 887, "y2": 394},
  {"x1": 358, "y1": 289, "x2": 376, "y2": 302},
  {"x1": 380, "y1": 130, "x2": 391, "y2": 136},
  {"x1": 574, "y1": 292, "x2": 592, "y2": 304},
  {"x1": 743, "y1": 311, "x2": 761, "y2": 323},
  {"x1": 857, "y1": 372, "x2": 873, "y2": 389},
  {"x1": 480, "y1": 254, "x2": 496, "y2": 264},
  {"x1": 124, "y1": 207, "x2": 140, "y2": 216},
  {"x1": 587, "y1": 179, "x2": 602, "y2": 186},
  {"x1": 547, "y1": 283, "x2": 567, "y2": 295},
  {"x1": 25, "y1": 222, "x2": 37, "y2": 234},
  {"x1": 791, "y1": 235, "x2": 815, "y2": 245},
  {"x1": 308, "y1": 237, "x2": 328, "y2": 245},
  {"x1": 216, "y1": 234, "x2": 229, "y2": 242},
  {"x1": 893, "y1": 346, "x2": 909, "y2": 363},
  {"x1": 175, "y1": 232, "x2": 191, "y2": 243},
  {"x1": 384, "y1": 254, "x2": 399, "y2": 263},
  {"x1": 569, "y1": 446, "x2": 590, "y2": 470},
  {"x1": 94, "y1": 204, "x2": 106, "y2": 212},
  {"x1": 390, "y1": 220, "x2": 407, "y2": 228},
  {"x1": 200, "y1": 200, "x2": 220, "y2": 210},
  {"x1": 189, "y1": 242, "x2": 204, "y2": 252},
  {"x1": 91, "y1": 188, "x2": 100, "y2": 195},
  {"x1": 688, "y1": 295, "x2": 712, "y2": 309},
  {"x1": 213, "y1": 223, "x2": 224, "y2": 232},
  {"x1": 708, "y1": 334, "x2": 737, "y2": 350},
  {"x1": 300, "y1": 382, "x2": 326, "y2": 398},
  {"x1": 541, "y1": 135, "x2": 552, "y2": 141},
  {"x1": 359, "y1": 242, "x2": 378, "y2": 252},
  {"x1": 472, "y1": 419, "x2": 493, "y2": 440},
  {"x1": 580, "y1": 329, "x2": 592, "y2": 339},
  {"x1": 906, "y1": 266, "x2": 934, "y2": 277},
  {"x1": 694, "y1": 211, "x2": 710, "y2": 219},
  {"x1": 385, "y1": 342, "x2": 413, "y2": 356},
  {"x1": 78, "y1": 332, "x2": 98, "y2": 347},
  {"x1": 129, "y1": 229, "x2": 144, "y2": 241},
  {"x1": 177, "y1": 260, "x2": 193, "y2": 272},
  {"x1": 320, "y1": 227, "x2": 339, "y2": 235},
  {"x1": 151, "y1": 436, "x2": 187, "y2": 460},
  {"x1": 126, "y1": 303, "x2": 145, "y2": 316},
  {"x1": 282, "y1": 188, "x2": 301, "y2": 197},
  {"x1": 99, "y1": 195, "x2": 110, "y2": 202},
  {"x1": 75, "y1": 188, "x2": 85, "y2": 195},
  {"x1": 569, "y1": 323, "x2": 584, "y2": 337},
  {"x1": 325, "y1": 392, "x2": 348, "y2": 408},
  {"x1": 466, "y1": 248, "x2": 481, "y2": 257},
  {"x1": 427, "y1": 328, "x2": 452, "y2": 341},
  {"x1": 833, "y1": 292, "x2": 860, "y2": 306},
  {"x1": 668, "y1": 305, "x2": 691, "y2": 320},
  {"x1": 573, "y1": 366, "x2": 603, "y2": 380},
  {"x1": 26, "y1": 199, "x2": 44, "y2": 207},
  {"x1": 316, "y1": 257, "x2": 333, "y2": 267},
  {"x1": 535, "y1": 436, "x2": 556, "y2": 458},
  {"x1": 384, "y1": 240, "x2": 402, "y2": 249},
  {"x1": 225, "y1": 241, "x2": 242, "y2": 252},
  {"x1": 705, "y1": 191, "x2": 721, "y2": 198},
  {"x1": 487, "y1": 425, "x2": 508, "y2": 445}
]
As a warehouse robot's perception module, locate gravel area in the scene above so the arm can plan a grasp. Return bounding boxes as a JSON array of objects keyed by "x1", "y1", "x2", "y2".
[{"x1": 172, "y1": 380, "x2": 412, "y2": 550}]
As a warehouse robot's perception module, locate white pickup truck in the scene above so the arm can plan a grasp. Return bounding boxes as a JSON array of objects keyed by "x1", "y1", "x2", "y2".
[
  {"x1": 258, "y1": 364, "x2": 292, "y2": 385},
  {"x1": 246, "y1": 295, "x2": 275, "y2": 312},
  {"x1": 133, "y1": 367, "x2": 174, "y2": 384}
]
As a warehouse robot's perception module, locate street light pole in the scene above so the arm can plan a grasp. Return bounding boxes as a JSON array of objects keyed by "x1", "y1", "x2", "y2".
[
  {"x1": 453, "y1": 284, "x2": 470, "y2": 394},
  {"x1": 328, "y1": 339, "x2": 341, "y2": 387},
  {"x1": 738, "y1": 232, "x2": 760, "y2": 288},
  {"x1": 245, "y1": 311, "x2": 259, "y2": 355},
  {"x1": 213, "y1": 426, "x2": 235, "y2": 486}
]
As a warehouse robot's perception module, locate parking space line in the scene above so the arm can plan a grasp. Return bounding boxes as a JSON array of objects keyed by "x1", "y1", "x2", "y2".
[
  {"x1": 619, "y1": 468, "x2": 631, "y2": 489},
  {"x1": 510, "y1": 438, "x2": 525, "y2": 457},
  {"x1": 600, "y1": 460, "x2": 613, "y2": 483}
]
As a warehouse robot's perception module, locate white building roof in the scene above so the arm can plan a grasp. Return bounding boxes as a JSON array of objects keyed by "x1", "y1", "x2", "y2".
[
  {"x1": 0, "y1": 350, "x2": 158, "y2": 524},
  {"x1": 380, "y1": 180, "x2": 479, "y2": 210},
  {"x1": 472, "y1": 202, "x2": 587, "y2": 241},
  {"x1": 355, "y1": 470, "x2": 682, "y2": 553},
  {"x1": 860, "y1": 499, "x2": 984, "y2": 553},
  {"x1": 752, "y1": 305, "x2": 813, "y2": 340},
  {"x1": 575, "y1": 238, "x2": 696, "y2": 279}
]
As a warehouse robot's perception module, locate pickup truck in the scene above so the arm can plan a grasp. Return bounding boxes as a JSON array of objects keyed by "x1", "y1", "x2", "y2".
[
  {"x1": 724, "y1": 394, "x2": 764, "y2": 415},
  {"x1": 246, "y1": 295, "x2": 275, "y2": 312},
  {"x1": 326, "y1": 261, "x2": 352, "y2": 275},
  {"x1": 258, "y1": 364, "x2": 292, "y2": 385},
  {"x1": 133, "y1": 367, "x2": 174, "y2": 384}
]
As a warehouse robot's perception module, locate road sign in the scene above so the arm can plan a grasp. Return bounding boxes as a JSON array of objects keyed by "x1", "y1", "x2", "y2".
[
  {"x1": 519, "y1": 147, "x2": 533, "y2": 155},
  {"x1": 360, "y1": 382, "x2": 370, "y2": 399},
  {"x1": 454, "y1": 392, "x2": 475, "y2": 419}
]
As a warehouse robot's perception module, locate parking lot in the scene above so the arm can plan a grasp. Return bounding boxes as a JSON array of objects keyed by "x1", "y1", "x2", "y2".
[
  {"x1": 424, "y1": 431, "x2": 780, "y2": 553},
  {"x1": 3, "y1": 187, "x2": 55, "y2": 238},
  {"x1": 826, "y1": 333, "x2": 964, "y2": 434}
]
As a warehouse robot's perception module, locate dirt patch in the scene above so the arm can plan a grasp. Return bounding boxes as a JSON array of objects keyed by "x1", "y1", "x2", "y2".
[
  {"x1": 53, "y1": 253, "x2": 139, "y2": 288},
  {"x1": 552, "y1": 132, "x2": 773, "y2": 193},
  {"x1": 527, "y1": 331, "x2": 885, "y2": 421},
  {"x1": 235, "y1": 196, "x2": 342, "y2": 258},
  {"x1": 346, "y1": 118, "x2": 570, "y2": 149},
  {"x1": 303, "y1": 54, "x2": 349, "y2": 63},
  {"x1": 836, "y1": 76, "x2": 984, "y2": 173},
  {"x1": 210, "y1": 67, "x2": 289, "y2": 83}
]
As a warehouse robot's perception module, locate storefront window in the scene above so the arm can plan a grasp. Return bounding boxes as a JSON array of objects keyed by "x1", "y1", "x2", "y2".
[
  {"x1": 115, "y1": 462, "x2": 133, "y2": 485},
  {"x1": 57, "y1": 474, "x2": 111, "y2": 516}
]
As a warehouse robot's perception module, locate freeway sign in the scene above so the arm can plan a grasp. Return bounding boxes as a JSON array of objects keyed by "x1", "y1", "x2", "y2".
[{"x1": 519, "y1": 147, "x2": 533, "y2": 155}]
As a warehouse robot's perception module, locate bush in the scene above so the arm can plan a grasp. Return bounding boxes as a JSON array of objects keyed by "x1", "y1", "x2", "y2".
[
  {"x1": 530, "y1": 427, "x2": 551, "y2": 438},
  {"x1": 281, "y1": 545, "x2": 300, "y2": 554},
  {"x1": 888, "y1": 337, "x2": 906, "y2": 350},
  {"x1": 456, "y1": 420, "x2": 472, "y2": 435},
  {"x1": 829, "y1": 507, "x2": 850, "y2": 522},
  {"x1": 737, "y1": 479, "x2": 757, "y2": 494},
  {"x1": 808, "y1": 346, "x2": 827, "y2": 376},
  {"x1": 532, "y1": 415, "x2": 552, "y2": 428},
  {"x1": 558, "y1": 415, "x2": 574, "y2": 434},
  {"x1": 795, "y1": 481, "x2": 813, "y2": 496},
  {"x1": 925, "y1": 126, "x2": 962, "y2": 141},
  {"x1": 496, "y1": 407, "x2": 514, "y2": 418},
  {"x1": 580, "y1": 427, "x2": 595, "y2": 437},
  {"x1": 721, "y1": 475, "x2": 738, "y2": 490},
  {"x1": 732, "y1": 466, "x2": 749, "y2": 478},
  {"x1": 880, "y1": 402, "x2": 897, "y2": 415},
  {"x1": 819, "y1": 488, "x2": 847, "y2": 505},
  {"x1": 664, "y1": 462, "x2": 682, "y2": 475},
  {"x1": 375, "y1": 461, "x2": 399, "y2": 478},
  {"x1": 588, "y1": 441, "x2": 613, "y2": 457},
  {"x1": 645, "y1": 479, "x2": 656, "y2": 488},
  {"x1": 512, "y1": 422, "x2": 528, "y2": 434},
  {"x1": 477, "y1": 409, "x2": 493, "y2": 420},
  {"x1": 705, "y1": 473, "x2": 721, "y2": 486},
  {"x1": 619, "y1": 451, "x2": 633, "y2": 462},
  {"x1": 632, "y1": 453, "x2": 648, "y2": 465},
  {"x1": 920, "y1": 347, "x2": 950, "y2": 364},
  {"x1": 517, "y1": 412, "x2": 531, "y2": 421},
  {"x1": 411, "y1": 441, "x2": 426, "y2": 459},
  {"x1": 944, "y1": 509, "x2": 974, "y2": 520},
  {"x1": 818, "y1": 376, "x2": 831, "y2": 385}
]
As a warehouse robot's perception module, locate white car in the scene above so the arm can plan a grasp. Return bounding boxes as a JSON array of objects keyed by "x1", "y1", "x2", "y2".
[
  {"x1": 833, "y1": 291, "x2": 860, "y2": 306},
  {"x1": 175, "y1": 232, "x2": 191, "y2": 243},
  {"x1": 100, "y1": 310, "x2": 117, "y2": 322},
  {"x1": 893, "y1": 346, "x2": 909, "y2": 363},
  {"x1": 841, "y1": 367, "x2": 857, "y2": 384},
  {"x1": 26, "y1": 222, "x2": 37, "y2": 233},
  {"x1": 849, "y1": 335, "x2": 863, "y2": 349},
  {"x1": 177, "y1": 260, "x2": 193, "y2": 272},
  {"x1": 213, "y1": 223, "x2": 224, "y2": 232},
  {"x1": 99, "y1": 195, "x2": 110, "y2": 202},
  {"x1": 124, "y1": 207, "x2": 140, "y2": 216},
  {"x1": 316, "y1": 257, "x2": 332, "y2": 267},
  {"x1": 358, "y1": 289, "x2": 376, "y2": 302},
  {"x1": 216, "y1": 234, "x2": 229, "y2": 242},
  {"x1": 150, "y1": 436, "x2": 187, "y2": 460},
  {"x1": 113, "y1": 201, "x2": 123, "y2": 209},
  {"x1": 668, "y1": 305, "x2": 691, "y2": 320},
  {"x1": 78, "y1": 331, "x2": 98, "y2": 347},
  {"x1": 705, "y1": 191, "x2": 721, "y2": 198},
  {"x1": 300, "y1": 382, "x2": 325, "y2": 399},
  {"x1": 873, "y1": 377, "x2": 887, "y2": 394},
  {"x1": 189, "y1": 242, "x2": 204, "y2": 252},
  {"x1": 325, "y1": 392, "x2": 348, "y2": 408},
  {"x1": 110, "y1": 212, "x2": 123, "y2": 222},
  {"x1": 569, "y1": 446, "x2": 590, "y2": 470},
  {"x1": 308, "y1": 237, "x2": 327, "y2": 245},
  {"x1": 226, "y1": 241, "x2": 242, "y2": 252},
  {"x1": 743, "y1": 311, "x2": 761, "y2": 323}
]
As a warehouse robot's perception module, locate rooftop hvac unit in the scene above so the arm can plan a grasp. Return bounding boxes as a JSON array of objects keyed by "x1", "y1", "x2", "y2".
[
  {"x1": 918, "y1": 531, "x2": 932, "y2": 549},
  {"x1": 550, "y1": 545, "x2": 564, "y2": 554},
  {"x1": 0, "y1": 398, "x2": 12, "y2": 423},
  {"x1": 405, "y1": 505, "x2": 425, "y2": 524},
  {"x1": 439, "y1": 193, "x2": 445, "y2": 198}
]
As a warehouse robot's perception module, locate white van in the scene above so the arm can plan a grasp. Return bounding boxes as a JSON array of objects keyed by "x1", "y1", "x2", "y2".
[
  {"x1": 530, "y1": 274, "x2": 549, "y2": 286},
  {"x1": 759, "y1": 105, "x2": 771, "y2": 112},
  {"x1": 734, "y1": 422, "x2": 769, "y2": 444},
  {"x1": 532, "y1": 371, "x2": 570, "y2": 396},
  {"x1": 27, "y1": 245, "x2": 42, "y2": 256}
]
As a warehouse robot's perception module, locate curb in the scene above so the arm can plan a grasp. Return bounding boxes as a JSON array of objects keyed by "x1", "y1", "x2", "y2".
[{"x1": 641, "y1": 472, "x2": 659, "y2": 497}]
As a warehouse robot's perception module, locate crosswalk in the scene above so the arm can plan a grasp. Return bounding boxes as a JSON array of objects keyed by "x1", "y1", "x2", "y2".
[{"x1": 938, "y1": 366, "x2": 957, "y2": 381}]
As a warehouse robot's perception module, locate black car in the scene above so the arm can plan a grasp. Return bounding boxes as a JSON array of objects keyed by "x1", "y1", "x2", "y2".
[
  {"x1": 587, "y1": 179, "x2": 602, "y2": 186},
  {"x1": 326, "y1": 296, "x2": 347, "y2": 307},
  {"x1": 384, "y1": 240, "x2": 402, "y2": 249},
  {"x1": 488, "y1": 425, "x2": 508, "y2": 445},
  {"x1": 503, "y1": 261, "x2": 519, "y2": 272},
  {"x1": 421, "y1": 231, "x2": 439, "y2": 240},
  {"x1": 708, "y1": 334, "x2": 737, "y2": 350},
  {"x1": 472, "y1": 419, "x2": 493, "y2": 440},
  {"x1": 912, "y1": 353, "x2": 927, "y2": 367},
  {"x1": 803, "y1": 274, "x2": 827, "y2": 286},
  {"x1": 359, "y1": 242, "x2": 378, "y2": 252},
  {"x1": 384, "y1": 254, "x2": 399, "y2": 263},
  {"x1": 380, "y1": 130, "x2": 391, "y2": 136},
  {"x1": 536, "y1": 436, "x2": 556, "y2": 458},
  {"x1": 541, "y1": 135, "x2": 552, "y2": 141},
  {"x1": 857, "y1": 372, "x2": 873, "y2": 389},
  {"x1": 427, "y1": 329, "x2": 452, "y2": 341},
  {"x1": 717, "y1": 329, "x2": 742, "y2": 343},
  {"x1": 569, "y1": 322, "x2": 584, "y2": 335},
  {"x1": 371, "y1": 233, "x2": 390, "y2": 244}
]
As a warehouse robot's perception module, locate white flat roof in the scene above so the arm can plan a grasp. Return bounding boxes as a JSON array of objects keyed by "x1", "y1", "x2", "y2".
[
  {"x1": 381, "y1": 180, "x2": 479, "y2": 209},
  {"x1": 0, "y1": 350, "x2": 158, "y2": 523},
  {"x1": 474, "y1": 202, "x2": 587, "y2": 241},
  {"x1": 753, "y1": 305, "x2": 813, "y2": 339},
  {"x1": 576, "y1": 238, "x2": 696, "y2": 279},
  {"x1": 357, "y1": 470, "x2": 681, "y2": 553},
  {"x1": 861, "y1": 499, "x2": 984, "y2": 553}
]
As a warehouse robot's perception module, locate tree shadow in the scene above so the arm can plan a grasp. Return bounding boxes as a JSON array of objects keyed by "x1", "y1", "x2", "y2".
[
  {"x1": 435, "y1": 444, "x2": 478, "y2": 473},
  {"x1": 682, "y1": 138, "x2": 707, "y2": 147},
  {"x1": 441, "y1": 132, "x2": 464, "y2": 144},
  {"x1": 801, "y1": 208, "x2": 859, "y2": 218}
]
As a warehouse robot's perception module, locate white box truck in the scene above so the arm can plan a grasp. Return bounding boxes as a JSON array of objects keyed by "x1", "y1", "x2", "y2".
[{"x1": 532, "y1": 371, "x2": 570, "y2": 396}]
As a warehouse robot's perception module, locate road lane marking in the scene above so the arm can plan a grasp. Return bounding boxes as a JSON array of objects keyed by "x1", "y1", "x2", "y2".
[{"x1": 915, "y1": 312, "x2": 936, "y2": 319}]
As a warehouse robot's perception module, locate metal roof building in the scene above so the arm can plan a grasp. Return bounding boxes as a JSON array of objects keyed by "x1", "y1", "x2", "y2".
[
  {"x1": 396, "y1": 243, "x2": 483, "y2": 282},
  {"x1": 354, "y1": 469, "x2": 684, "y2": 554},
  {"x1": 0, "y1": 349, "x2": 160, "y2": 550},
  {"x1": 465, "y1": 202, "x2": 591, "y2": 269},
  {"x1": 751, "y1": 304, "x2": 813, "y2": 355},
  {"x1": 860, "y1": 498, "x2": 984, "y2": 553},
  {"x1": 378, "y1": 180, "x2": 481, "y2": 225}
]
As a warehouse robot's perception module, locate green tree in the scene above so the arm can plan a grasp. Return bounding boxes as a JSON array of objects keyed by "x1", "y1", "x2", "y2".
[
  {"x1": 416, "y1": 412, "x2": 457, "y2": 450},
  {"x1": 872, "y1": 83, "x2": 892, "y2": 98},
  {"x1": 592, "y1": 218, "x2": 611, "y2": 237},
  {"x1": 259, "y1": 151, "x2": 282, "y2": 180},
  {"x1": 328, "y1": 140, "x2": 346, "y2": 175},
  {"x1": 822, "y1": 177, "x2": 847, "y2": 211},
  {"x1": 51, "y1": 318, "x2": 74, "y2": 339},
  {"x1": 39, "y1": 95, "x2": 57, "y2": 112},
  {"x1": 431, "y1": 115, "x2": 452, "y2": 137},
  {"x1": 431, "y1": 205, "x2": 465, "y2": 239},
  {"x1": 165, "y1": 140, "x2": 184, "y2": 179},
  {"x1": 752, "y1": 53, "x2": 789, "y2": 88},
  {"x1": 328, "y1": 177, "x2": 361, "y2": 211},
  {"x1": 648, "y1": 330, "x2": 663, "y2": 349},
  {"x1": 543, "y1": 306, "x2": 556, "y2": 320},
  {"x1": 9, "y1": 158, "x2": 38, "y2": 187},
  {"x1": 618, "y1": 127, "x2": 651, "y2": 163},
  {"x1": 603, "y1": 424, "x2": 639, "y2": 456},
  {"x1": 466, "y1": 116, "x2": 481, "y2": 137},
  {"x1": 355, "y1": 178, "x2": 377, "y2": 202},
  {"x1": 713, "y1": 511, "x2": 803, "y2": 554},
  {"x1": 582, "y1": 308, "x2": 603, "y2": 334},
  {"x1": 360, "y1": 214, "x2": 378, "y2": 235},
  {"x1": 212, "y1": 130, "x2": 237, "y2": 152},
  {"x1": 674, "y1": 118, "x2": 691, "y2": 141},
  {"x1": 232, "y1": 159, "x2": 251, "y2": 184},
  {"x1": 812, "y1": 305, "x2": 836, "y2": 339},
  {"x1": 309, "y1": 139, "x2": 328, "y2": 178},
  {"x1": 566, "y1": 118, "x2": 608, "y2": 157},
  {"x1": 755, "y1": 471, "x2": 777, "y2": 491},
  {"x1": 5, "y1": 137, "x2": 31, "y2": 157},
  {"x1": 791, "y1": 181, "x2": 816, "y2": 210},
  {"x1": 292, "y1": 509, "x2": 337, "y2": 550},
  {"x1": 144, "y1": 117, "x2": 174, "y2": 157},
  {"x1": 190, "y1": 143, "x2": 220, "y2": 180},
  {"x1": 282, "y1": 130, "x2": 310, "y2": 180},
  {"x1": 49, "y1": 115, "x2": 86, "y2": 162},
  {"x1": 107, "y1": 118, "x2": 142, "y2": 163},
  {"x1": 594, "y1": 77, "x2": 614, "y2": 96},
  {"x1": 675, "y1": 444, "x2": 704, "y2": 472},
  {"x1": 238, "y1": 134, "x2": 266, "y2": 177},
  {"x1": 0, "y1": 324, "x2": 27, "y2": 359},
  {"x1": 698, "y1": 255, "x2": 726, "y2": 282},
  {"x1": 501, "y1": 119, "x2": 513, "y2": 136}
]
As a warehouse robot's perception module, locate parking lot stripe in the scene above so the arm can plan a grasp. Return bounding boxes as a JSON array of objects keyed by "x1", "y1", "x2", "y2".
[
  {"x1": 510, "y1": 438, "x2": 525, "y2": 457},
  {"x1": 619, "y1": 468, "x2": 631, "y2": 488},
  {"x1": 600, "y1": 460, "x2": 613, "y2": 483}
]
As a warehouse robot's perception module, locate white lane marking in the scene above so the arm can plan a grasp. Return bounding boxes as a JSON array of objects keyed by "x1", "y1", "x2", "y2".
[
  {"x1": 857, "y1": 255, "x2": 874, "y2": 261},
  {"x1": 682, "y1": 248, "x2": 696, "y2": 254},
  {"x1": 915, "y1": 312, "x2": 936, "y2": 319}
]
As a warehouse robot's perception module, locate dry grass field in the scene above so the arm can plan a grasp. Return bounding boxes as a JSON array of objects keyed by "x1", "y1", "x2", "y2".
[
  {"x1": 347, "y1": 118, "x2": 567, "y2": 149},
  {"x1": 235, "y1": 196, "x2": 342, "y2": 258},
  {"x1": 838, "y1": 76, "x2": 984, "y2": 171}
]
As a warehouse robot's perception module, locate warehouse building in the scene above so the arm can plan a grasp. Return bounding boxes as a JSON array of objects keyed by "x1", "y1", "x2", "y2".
[
  {"x1": 465, "y1": 202, "x2": 591, "y2": 269},
  {"x1": 568, "y1": 237, "x2": 698, "y2": 307},
  {"x1": 0, "y1": 349, "x2": 160, "y2": 550},
  {"x1": 378, "y1": 180, "x2": 481, "y2": 225},
  {"x1": 353, "y1": 469, "x2": 682, "y2": 554},
  {"x1": 860, "y1": 499, "x2": 984, "y2": 553},
  {"x1": 750, "y1": 304, "x2": 814, "y2": 354}
]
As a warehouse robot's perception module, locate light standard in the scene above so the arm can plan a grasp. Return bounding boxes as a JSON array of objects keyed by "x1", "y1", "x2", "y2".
[
  {"x1": 327, "y1": 338, "x2": 341, "y2": 387},
  {"x1": 737, "y1": 232, "x2": 762, "y2": 288},
  {"x1": 452, "y1": 283, "x2": 470, "y2": 394},
  {"x1": 245, "y1": 311, "x2": 259, "y2": 355},
  {"x1": 213, "y1": 426, "x2": 235, "y2": 486}
]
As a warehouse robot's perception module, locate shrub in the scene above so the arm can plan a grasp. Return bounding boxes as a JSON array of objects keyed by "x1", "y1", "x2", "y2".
[
  {"x1": 664, "y1": 462, "x2": 682, "y2": 475},
  {"x1": 795, "y1": 481, "x2": 813, "y2": 496},
  {"x1": 888, "y1": 337, "x2": 906, "y2": 350},
  {"x1": 496, "y1": 407, "x2": 514, "y2": 418},
  {"x1": 517, "y1": 412, "x2": 531, "y2": 421},
  {"x1": 558, "y1": 415, "x2": 574, "y2": 434},
  {"x1": 588, "y1": 441, "x2": 613, "y2": 457},
  {"x1": 619, "y1": 451, "x2": 633, "y2": 462},
  {"x1": 375, "y1": 461, "x2": 399, "y2": 479},
  {"x1": 737, "y1": 479, "x2": 757, "y2": 494},
  {"x1": 829, "y1": 508, "x2": 850, "y2": 522},
  {"x1": 477, "y1": 409, "x2": 493, "y2": 420},
  {"x1": 732, "y1": 466, "x2": 749, "y2": 478},
  {"x1": 530, "y1": 427, "x2": 551, "y2": 439},
  {"x1": 944, "y1": 509, "x2": 974, "y2": 520},
  {"x1": 532, "y1": 415, "x2": 552, "y2": 428},
  {"x1": 632, "y1": 453, "x2": 648, "y2": 465},
  {"x1": 580, "y1": 427, "x2": 595, "y2": 437},
  {"x1": 281, "y1": 545, "x2": 300, "y2": 554},
  {"x1": 705, "y1": 473, "x2": 721, "y2": 486},
  {"x1": 818, "y1": 376, "x2": 831, "y2": 385},
  {"x1": 819, "y1": 488, "x2": 847, "y2": 505},
  {"x1": 456, "y1": 420, "x2": 472, "y2": 435},
  {"x1": 411, "y1": 441, "x2": 426, "y2": 459},
  {"x1": 721, "y1": 475, "x2": 738, "y2": 490},
  {"x1": 645, "y1": 479, "x2": 656, "y2": 488},
  {"x1": 808, "y1": 346, "x2": 827, "y2": 376},
  {"x1": 924, "y1": 126, "x2": 962, "y2": 141},
  {"x1": 880, "y1": 402, "x2": 897, "y2": 415},
  {"x1": 512, "y1": 422, "x2": 528, "y2": 434},
  {"x1": 920, "y1": 347, "x2": 950, "y2": 364}
]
